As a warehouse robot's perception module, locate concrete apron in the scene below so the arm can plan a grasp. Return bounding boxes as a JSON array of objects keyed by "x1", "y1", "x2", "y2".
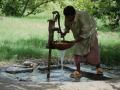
[{"x1": 0, "y1": 75, "x2": 120, "y2": 90}]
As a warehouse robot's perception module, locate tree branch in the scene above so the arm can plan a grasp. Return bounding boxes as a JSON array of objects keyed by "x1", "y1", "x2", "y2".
[
  {"x1": 21, "y1": 0, "x2": 30, "y2": 16},
  {"x1": 25, "y1": 0, "x2": 54, "y2": 16}
]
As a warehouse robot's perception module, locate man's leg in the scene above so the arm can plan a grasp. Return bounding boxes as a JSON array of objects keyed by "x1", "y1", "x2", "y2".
[
  {"x1": 85, "y1": 52, "x2": 103, "y2": 74},
  {"x1": 70, "y1": 55, "x2": 81, "y2": 78},
  {"x1": 74, "y1": 55, "x2": 81, "y2": 73},
  {"x1": 85, "y1": 36, "x2": 103, "y2": 74},
  {"x1": 96, "y1": 64, "x2": 103, "y2": 74}
]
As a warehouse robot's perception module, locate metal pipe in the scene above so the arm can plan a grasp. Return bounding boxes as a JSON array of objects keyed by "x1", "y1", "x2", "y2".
[
  {"x1": 47, "y1": 48, "x2": 52, "y2": 80},
  {"x1": 47, "y1": 20, "x2": 55, "y2": 80}
]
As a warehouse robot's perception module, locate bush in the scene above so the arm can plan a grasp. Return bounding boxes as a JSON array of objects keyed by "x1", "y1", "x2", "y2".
[{"x1": 1, "y1": 0, "x2": 22, "y2": 16}]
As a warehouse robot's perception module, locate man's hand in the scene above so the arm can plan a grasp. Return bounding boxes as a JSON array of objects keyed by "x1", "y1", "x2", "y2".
[
  {"x1": 61, "y1": 32, "x2": 67, "y2": 38},
  {"x1": 69, "y1": 40, "x2": 77, "y2": 44},
  {"x1": 74, "y1": 38, "x2": 83, "y2": 43}
]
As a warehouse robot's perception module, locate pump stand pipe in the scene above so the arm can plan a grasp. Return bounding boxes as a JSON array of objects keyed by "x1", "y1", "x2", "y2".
[{"x1": 47, "y1": 11, "x2": 63, "y2": 80}]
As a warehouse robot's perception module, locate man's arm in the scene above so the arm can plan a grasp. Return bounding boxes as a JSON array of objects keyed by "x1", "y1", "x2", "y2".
[{"x1": 61, "y1": 18, "x2": 70, "y2": 38}]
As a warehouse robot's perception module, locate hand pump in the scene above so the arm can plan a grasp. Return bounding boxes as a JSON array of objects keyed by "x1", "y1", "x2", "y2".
[{"x1": 47, "y1": 11, "x2": 63, "y2": 80}]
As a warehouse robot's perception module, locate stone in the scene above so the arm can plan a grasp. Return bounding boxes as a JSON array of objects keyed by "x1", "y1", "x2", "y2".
[
  {"x1": 23, "y1": 61, "x2": 38, "y2": 68},
  {"x1": 5, "y1": 66, "x2": 33, "y2": 74}
]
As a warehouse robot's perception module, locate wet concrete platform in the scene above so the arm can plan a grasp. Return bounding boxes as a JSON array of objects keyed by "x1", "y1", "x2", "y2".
[
  {"x1": 0, "y1": 75, "x2": 120, "y2": 90},
  {"x1": 0, "y1": 64, "x2": 120, "y2": 82},
  {"x1": 0, "y1": 65, "x2": 120, "y2": 90}
]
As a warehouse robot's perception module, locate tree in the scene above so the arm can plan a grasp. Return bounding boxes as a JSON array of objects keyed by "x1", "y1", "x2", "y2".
[
  {"x1": 73, "y1": 0, "x2": 95, "y2": 14},
  {"x1": 1, "y1": 0, "x2": 22, "y2": 16},
  {"x1": 0, "y1": 0, "x2": 55, "y2": 17},
  {"x1": 25, "y1": 0, "x2": 55, "y2": 16},
  {"x1": 92, "y1": 0, "x2": 120, "y2": 28},
  {"x1": 73, "y1": 0, "x2": 120, "y2": 28},
  {"x1": 21, "y1": 0, "x2": 30, "y2": 16}
]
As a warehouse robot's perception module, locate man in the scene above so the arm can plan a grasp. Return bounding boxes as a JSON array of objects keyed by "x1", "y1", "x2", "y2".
[{"x1": 62, "y1": 6, "x2": 103, "y2": 78}]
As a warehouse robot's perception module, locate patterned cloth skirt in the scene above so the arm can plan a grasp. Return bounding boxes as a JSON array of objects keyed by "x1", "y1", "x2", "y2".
[{"x1": 74, "y1": 36, "x2": 100, "y2": 66}]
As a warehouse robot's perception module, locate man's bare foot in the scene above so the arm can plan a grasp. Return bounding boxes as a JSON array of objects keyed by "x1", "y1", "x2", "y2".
[
  {"x1": 70, "y1": 71, "x2": 81, "y2": 78},
  {"x1": 96, "y1": 67, "x2": 103, "y2": 75}
]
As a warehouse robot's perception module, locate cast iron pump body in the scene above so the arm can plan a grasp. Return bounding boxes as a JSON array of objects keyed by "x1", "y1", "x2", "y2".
[
  {"x1": 47, "y1": 11, "x2": 63, "y2": 49},
  {"x1": 47, "y1": 11, "x2": 63, "y2": 79}
]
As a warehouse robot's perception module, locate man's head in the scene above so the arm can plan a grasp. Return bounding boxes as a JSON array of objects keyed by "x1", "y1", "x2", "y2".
[{"x1": 63, "y1": 6, "x2": 76, "y2": 22}]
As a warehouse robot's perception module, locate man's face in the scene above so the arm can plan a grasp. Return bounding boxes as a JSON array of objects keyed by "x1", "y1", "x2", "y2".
[{"x1": 65, "y1": 15, "x2": 75, "y2": 22}]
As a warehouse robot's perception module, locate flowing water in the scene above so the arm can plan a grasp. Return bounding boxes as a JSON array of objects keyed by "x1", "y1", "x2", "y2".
[{"x1": 59, "y1": 50, "x2": 66, "y2": 82}]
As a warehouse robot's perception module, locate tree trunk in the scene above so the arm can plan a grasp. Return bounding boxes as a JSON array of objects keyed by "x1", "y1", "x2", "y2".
[{"x1": 21, "y1": 0, "x2": 30, "y2": 16}]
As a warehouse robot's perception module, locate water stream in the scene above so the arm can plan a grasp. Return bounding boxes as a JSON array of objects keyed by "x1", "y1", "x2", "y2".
[{"x1": 59, "y1": 50, "x2": 66, "y2": 82}]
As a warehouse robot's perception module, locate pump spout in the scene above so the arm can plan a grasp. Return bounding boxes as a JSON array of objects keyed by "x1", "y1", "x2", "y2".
[
  {"x1": 47, "y1": 11, "x2": 63, "y2": 49},
  {"x1": 52, "y1": 11, "x2": 61, "y2": 34}
]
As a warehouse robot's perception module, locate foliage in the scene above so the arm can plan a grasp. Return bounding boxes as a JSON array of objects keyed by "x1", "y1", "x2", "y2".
[
  {"x1": 0, "y1": 0, "x2": 55, "y2": 16},
  {"x1": 0, "y1": 0, "x2": 120, "y2": 28},
  {"x1": 73, "y1": 0, "x2": 95, "y2": 14},
  {"x1": 71, "y1": 0, "x2": 120, "y2": 29},
  {"x1": 92, "y1": 0, "x2": 120, "y2": 28},
  {"x1": 1, "y1": 0, "x2": 22, "y2": 16}
]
